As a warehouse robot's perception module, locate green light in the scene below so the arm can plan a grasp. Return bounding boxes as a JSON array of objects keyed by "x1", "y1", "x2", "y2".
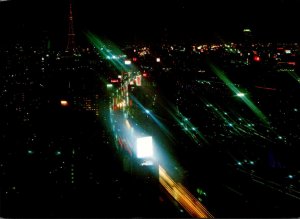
[
  {"x1": 196, "y1": 188, "x2": 207, "y2": 197},
  {"x1": 55, "y1": 151, "x2": 61, "y2": 156},
  {"x1": 286, "y1": 70, "x2": 300, "y2": 84},
  {"x1": 174, "y1": 109, "x2": 208, "y2": 144},
  {"x1": 236, "y1": 92, "x2": 245, "y2": 97},
  {"x1": 107, "y1": 83, "x2": 113, "y2": 88},
  {"x1": 209, "y1": 63, "x2": 269, "y2": 126},
  {"x1": 85, "y1": 31, "x2": 138, "y2": 74},
  {"x1": 197, "y1": 188, "x2": 204, "y2": 195},
  {"x1": 27, "y1": 150, "x2": 34, "y2": 155}
]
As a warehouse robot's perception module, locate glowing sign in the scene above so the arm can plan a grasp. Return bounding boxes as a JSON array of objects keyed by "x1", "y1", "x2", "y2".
[
  {"x1": 60, "y1": 100, "x2": 68, "y2": 106},
  {"x1": 124, "y1": 60, "x2": 131, "y2": 65},
  {"x1": 288, "y1": 62, "x2": 296, "y2": 65},
  {"x1": 285, "y1": 50, "x2": 291, "y2": 54},
  {"x1": 237, "y1": 92, "x2": 245, "y2": 97},
  {"x1": 136, "y1": 136, "x2": 153, "y2": 158}
]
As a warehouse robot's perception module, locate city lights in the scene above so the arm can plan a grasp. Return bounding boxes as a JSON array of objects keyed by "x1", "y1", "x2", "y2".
[
  {"x1": 136, "y1": 136, "x2": 153, "y2": 159},
  {"x1": 1, "y1": 0, "x2": 299, "y2": 217},
  {"x1": 60, "y1": 100, "x2": 69, "y2": 106},
  {"x1": 125, "y1": 60, "x2": 132, "y2": 65}
]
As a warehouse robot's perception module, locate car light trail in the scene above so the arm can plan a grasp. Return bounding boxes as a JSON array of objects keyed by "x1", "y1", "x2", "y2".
[
  {"x1": 159, "y1": 165, "x2": 214, "y2": 218},
  {"x1": 255, "y1": 86, "x2": 277, "y2": 91}
]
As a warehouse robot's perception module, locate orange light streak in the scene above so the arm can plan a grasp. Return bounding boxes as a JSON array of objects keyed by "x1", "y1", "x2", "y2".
[{"x1": 159, "y1": 165, "x2": 214, "y2": 218}]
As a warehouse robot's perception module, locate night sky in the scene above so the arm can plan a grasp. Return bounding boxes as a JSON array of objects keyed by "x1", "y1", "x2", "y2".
[{"x1": 0, "y1": 0, "x2": 299, "y2": 47}]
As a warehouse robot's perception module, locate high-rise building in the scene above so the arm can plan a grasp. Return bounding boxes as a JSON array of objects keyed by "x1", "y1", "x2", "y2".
[
  {"x1": 72, "y1": 95, "x2": 100, "y2": 117},
  {"x1": 243, "y1": 28, "x2": 254, "y2": 45},
  {"x1": 65, "y1": 0, "x2": 79, "y2": 55}
]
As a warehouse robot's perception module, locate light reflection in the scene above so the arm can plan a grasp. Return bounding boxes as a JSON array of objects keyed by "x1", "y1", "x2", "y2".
[{"x1": 159, "y1": 165, "x2": 214, "y2": 218}]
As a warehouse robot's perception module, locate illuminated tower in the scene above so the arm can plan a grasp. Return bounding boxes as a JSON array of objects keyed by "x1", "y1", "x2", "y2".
[
  {"x1": 243, "y1": 28, "x2": 253, "y2": 44},
  {"x1": 66, "y1": 0, "x2": 78, "y2": 54}
]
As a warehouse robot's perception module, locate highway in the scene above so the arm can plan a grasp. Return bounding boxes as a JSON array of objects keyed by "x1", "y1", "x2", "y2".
[{"x1": 110, "y1": 105, "x2": 214, "y2": 218}]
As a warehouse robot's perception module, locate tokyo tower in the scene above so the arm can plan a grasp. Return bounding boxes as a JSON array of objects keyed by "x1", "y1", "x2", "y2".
[{"x1": 65, "y1": 0, "x2": 78, "y2": 54}]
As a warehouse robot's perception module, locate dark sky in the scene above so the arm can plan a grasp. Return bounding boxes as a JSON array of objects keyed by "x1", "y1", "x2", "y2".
[{"x1": 0, "y1": 0, "x2": 299, "y2": 47}]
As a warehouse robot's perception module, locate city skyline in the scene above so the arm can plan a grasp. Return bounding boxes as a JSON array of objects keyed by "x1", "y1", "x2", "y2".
[
  {"x1": 1, "y1": 0, "x2": 300, "y2": 217},
  {"x1": 0, "y1": 0, "x2": 299, "y2": 48}
]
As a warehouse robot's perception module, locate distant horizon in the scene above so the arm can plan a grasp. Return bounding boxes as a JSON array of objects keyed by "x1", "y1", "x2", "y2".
[
  {"x1": 0, "y1": 28, "x2": 298, "y2": 51},
  {"x1": 0, "y1": 0, "x2": 299, "y2": 49}
]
